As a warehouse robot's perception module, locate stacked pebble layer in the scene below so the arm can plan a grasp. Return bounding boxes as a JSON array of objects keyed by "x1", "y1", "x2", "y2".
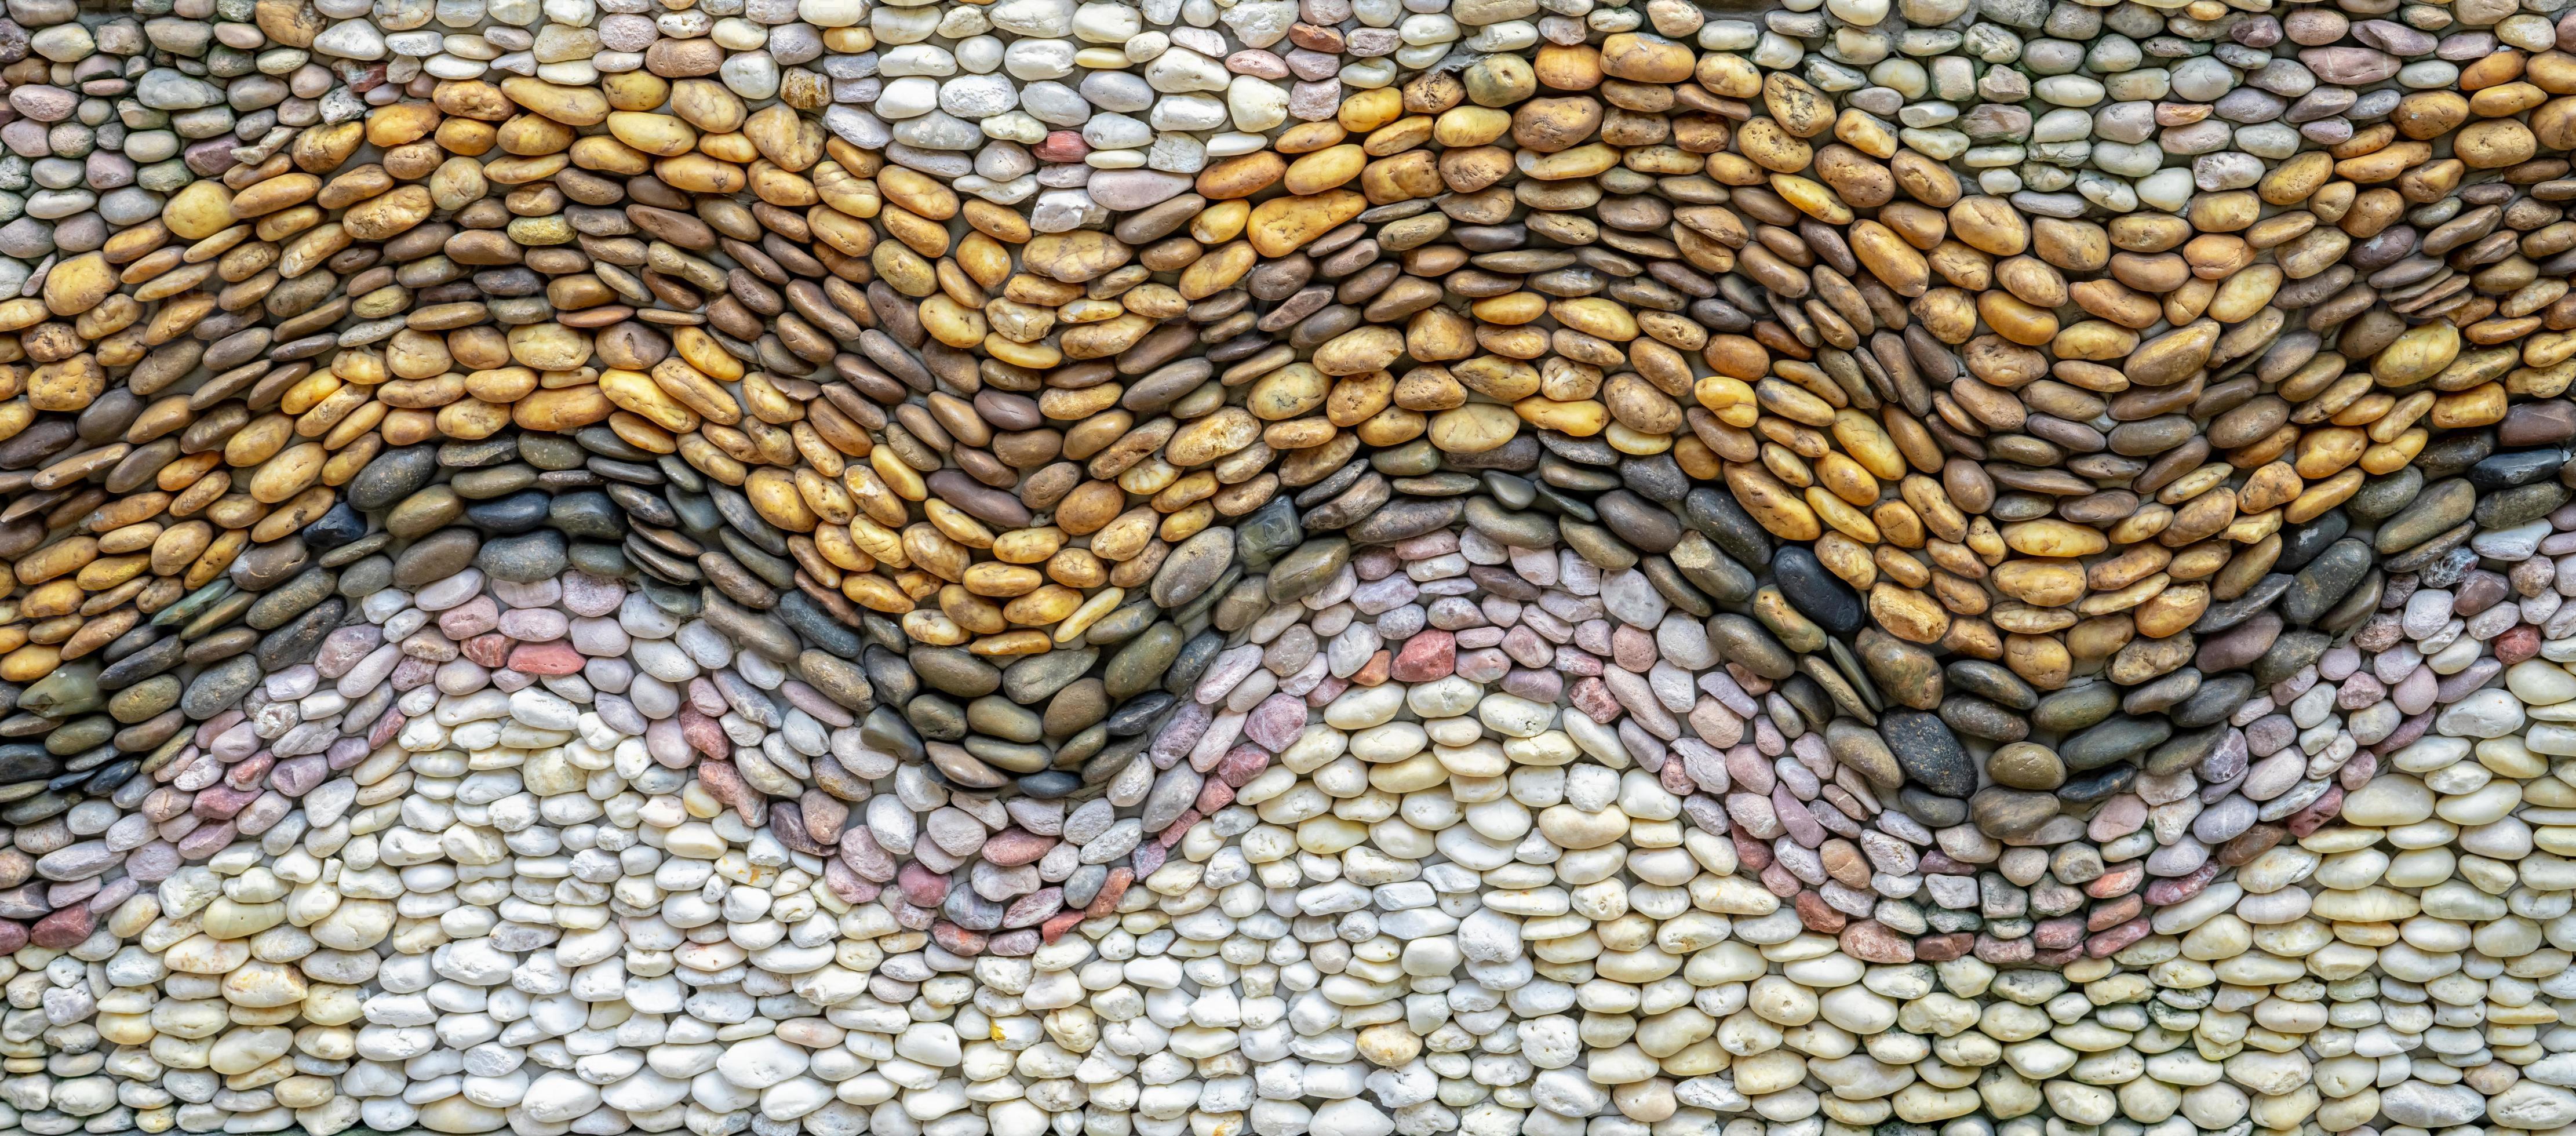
[{"x1": 15, "y1": 0, "x2": 2576, "y2": 1131}]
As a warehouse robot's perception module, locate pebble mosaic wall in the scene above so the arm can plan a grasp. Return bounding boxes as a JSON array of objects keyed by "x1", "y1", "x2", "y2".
[{"x1": 5, "y1": 0, "x2": 2576, "y2": 1131}]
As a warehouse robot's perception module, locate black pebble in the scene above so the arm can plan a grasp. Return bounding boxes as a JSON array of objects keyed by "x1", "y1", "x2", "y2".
[{"x1": 1772, "y1": 545, "x2": 1863, "y2": 636}]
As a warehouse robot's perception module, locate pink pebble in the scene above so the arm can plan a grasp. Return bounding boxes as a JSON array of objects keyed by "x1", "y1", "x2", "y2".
[
  {"x1": 498, "y1": 608, "x2": 569, "y2": 641},
  {"x1": 2392, "y1": 665, "x2": 2439, "y2": 715},
  {"x1": 436, "y1": 658, "x2": 491, "y2": 696},
  {"x1": 1032, "y1": 131, "x2": 1088, "y2": 162},
  {"x1": 391, "y1": 656, "x2": 439, "y2": 691},
  {"x1": 562, "y1": 571, "x2": 626, "y2": 617},
  {"x1": 212, "y1": 723, "x2": 259, "y2": 760},
  {"x1": 1289, "y1": 79, "x2": 1340, "y2": 119},
  {"x1": 1394, "y1": 530, "x2": 1459, "y2": 559},
  {"x1": 1455, "y1": 647, "x2": 1509, "y2": 683},
  {"x1": 2088, "y1": 795, "x2": 2148, "y2": 842},
  {"x1": 488, "y1": 576, "x2": 561, "y2": 609},
  {"x1": 314, "y1": 626, "x2": 383, "y2": 679},
  {"x1": 194, "y1": 709, "x2": 244, "y2": 748},
  {"x1": 1226, "y1": 49, "x2": 1291, "y2": 77},
  {"x1": 1388, "y1": 631, "x2": 1455, "y2": 682}
]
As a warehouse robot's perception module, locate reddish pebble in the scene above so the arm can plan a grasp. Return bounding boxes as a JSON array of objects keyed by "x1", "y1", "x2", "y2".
[
  {"x1": 1611, "y1": 624, "x2": 1657, "y2": 672},
  {"x1": 824, "y1": 859, "x2": 881, "y2": 904},
  {"x1": 142, "y1": 786, "x2": 190, "y2": 821},
  {"x1": 1032, "y1": 131, "x2": 1088, "y2": 162},
  {"x1": 1455, "y1": 647, "x2": 1509, "y2": 683},
  {"x1": 2032, "y1": 945, "x2": 2085, "y2": 968},
  {"x1": 1243, "y1": 692, "x2": 1306, "y2": 752},
  {"x1": 1004, "y1": 889, "x2": 1063, "y2": 929},
  {"x1": 1773, "y1": 786, "x2": 1824, "y2": 847},
  {"x1": 1388, "y1": 631, "x2": 1456, "y2": 682},
  {"x1": 192, "y1": 784, "x2": 259, "y2": 821},
  {"x1": 88, "y1": 876, "x2": 138, "y2": 912},
  {"x1": 1973, "y1": 934, "x2": 2036, "y2": 965},
  {"x1": 506, "y1": 640, "x2": 584, "y2": 675},
  {"x1": 802, "y1": 791, "x2": 849, "y2": 843},
  {"x1": 269, "y1": 755, "x2": 329, "y2": 796},
  {"x1": 1840, "y1": 920, "x2": 1915, "y2": 963},
  {"x1": 2087, "y1": 916, "x2": 2154, "y2": 957},
  {"x1": 225, "y1": 753, "x2": 274, "y2": 791},
  {"x1": 1086, "y1": 867, "x2": 1133, "y2": 917},
  {"x1": 2498, "y1": 627, "x2": 2541, "y2": 664},
  {"x1": 1569, "y1": 678, "x2": 1622, "y2": 724},
  {"x1": 698, "y1": 762, "x2": 759, "y2": 821},
  {"x1": 887, "y1": 898, "x2": 935, "y2": 932},
  {"x1": 1214, "y1": 745, "x2": 1270, "y2": 788},
  {"x1": 437, "y1": 595, "x2": 501, "y2": 639},
  {"x1": 2372, "y1": 710, "x2": 2433, "y2": 754},
  {"x1": 367, "y1": 711, "x2": 406, "y2": 749},
  {"x1": 1914, "y1": 932, "x2": 1973, "y2": 962},
  {"x1": 2216, "y1": 823, "x2": 2285, "y2": 867},
  {"x1": 1731, "y1": 828, "x2": 1773, "y2": 872},
  {"x1": 2143, "y1": 861, "x2": 2222, "y2": 905},
  {"x1": 2033, "y1": 916, "x2": 2086, "y2": 951},
  {"x1": 1759, "y1": 860, "x2": 1802, "y2": 898},
  {"x1": 1660, "y1": 760, "x2": 1695, "y2": 796},
  {"x1": 898, "y1": 861, "x2": 950, "y2": 907},
  {"x1": 29, "y1": 906, "x2": 90, "y2": 949},
  {"x1": 2287, "y1": 784, "x2": 2345, "y2": 836},
  {"x1": 1287, "y1": 20, "x2": 1343, "y2": 50},
  {"x1": 176, "y1": 822, "x2": 236, "y2": 860},
  {"x1": 679, "y1": 707, "x2": 730, "y2": 760},
  {"x1": 930, "y1": 921, "x2": 988, "y2": 956},
  {"x1": 1503, "y1": 666, "x2": 1561, "y2": 701},
  {"x1": 2084, "y1": 860, "x2": 2144, "y2": 899},
  {"x1": 981, "y1": 829, "x2": 1057, "y2": 868},
  {"x1": 1194, "y1": 779, "x2": 1236, "y2": 813},
  {"x1": 1040, "y1": 910, "x2": 1087, "y2": 942},
  {"x1": 1225, "y1": 49, "x2": 1290, "y2": 77},
  {"x1": 840, "y1": 828, "x2": 897, "y2": 882},
  {"x1": 1726, "y1": 664, "x2": 1772, "y2": 696},
  {"x1": 687, "y1": 678, "x2": 728, "y2": 716},
  {"x1": 391, "y1": 656, "x2": 438, "y2": 690},
  {"x1": 766, "y1": 804, "x2": 832, "y2": 857},
  {"x1": 461, "y1": 632, "x2": 512, "y2": 668},
  {"x1": 2086, "y1": 894, "x2": 2143, "y2": 931}
]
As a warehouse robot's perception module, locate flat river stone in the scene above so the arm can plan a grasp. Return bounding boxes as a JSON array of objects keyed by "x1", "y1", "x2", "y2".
[
  {"x1": 2374, "y1": 477, "x2": 2475, "y2": 553},
  {"x1": 2060, "y1": 715, "x2": 2173, "y2": 771},
  {"x1": 1881, "y1": 710, "x2": 1973, "y2": 797},
  {"x1": 2279, "y1": 538, "x2": 2369, "y2": 624}
]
